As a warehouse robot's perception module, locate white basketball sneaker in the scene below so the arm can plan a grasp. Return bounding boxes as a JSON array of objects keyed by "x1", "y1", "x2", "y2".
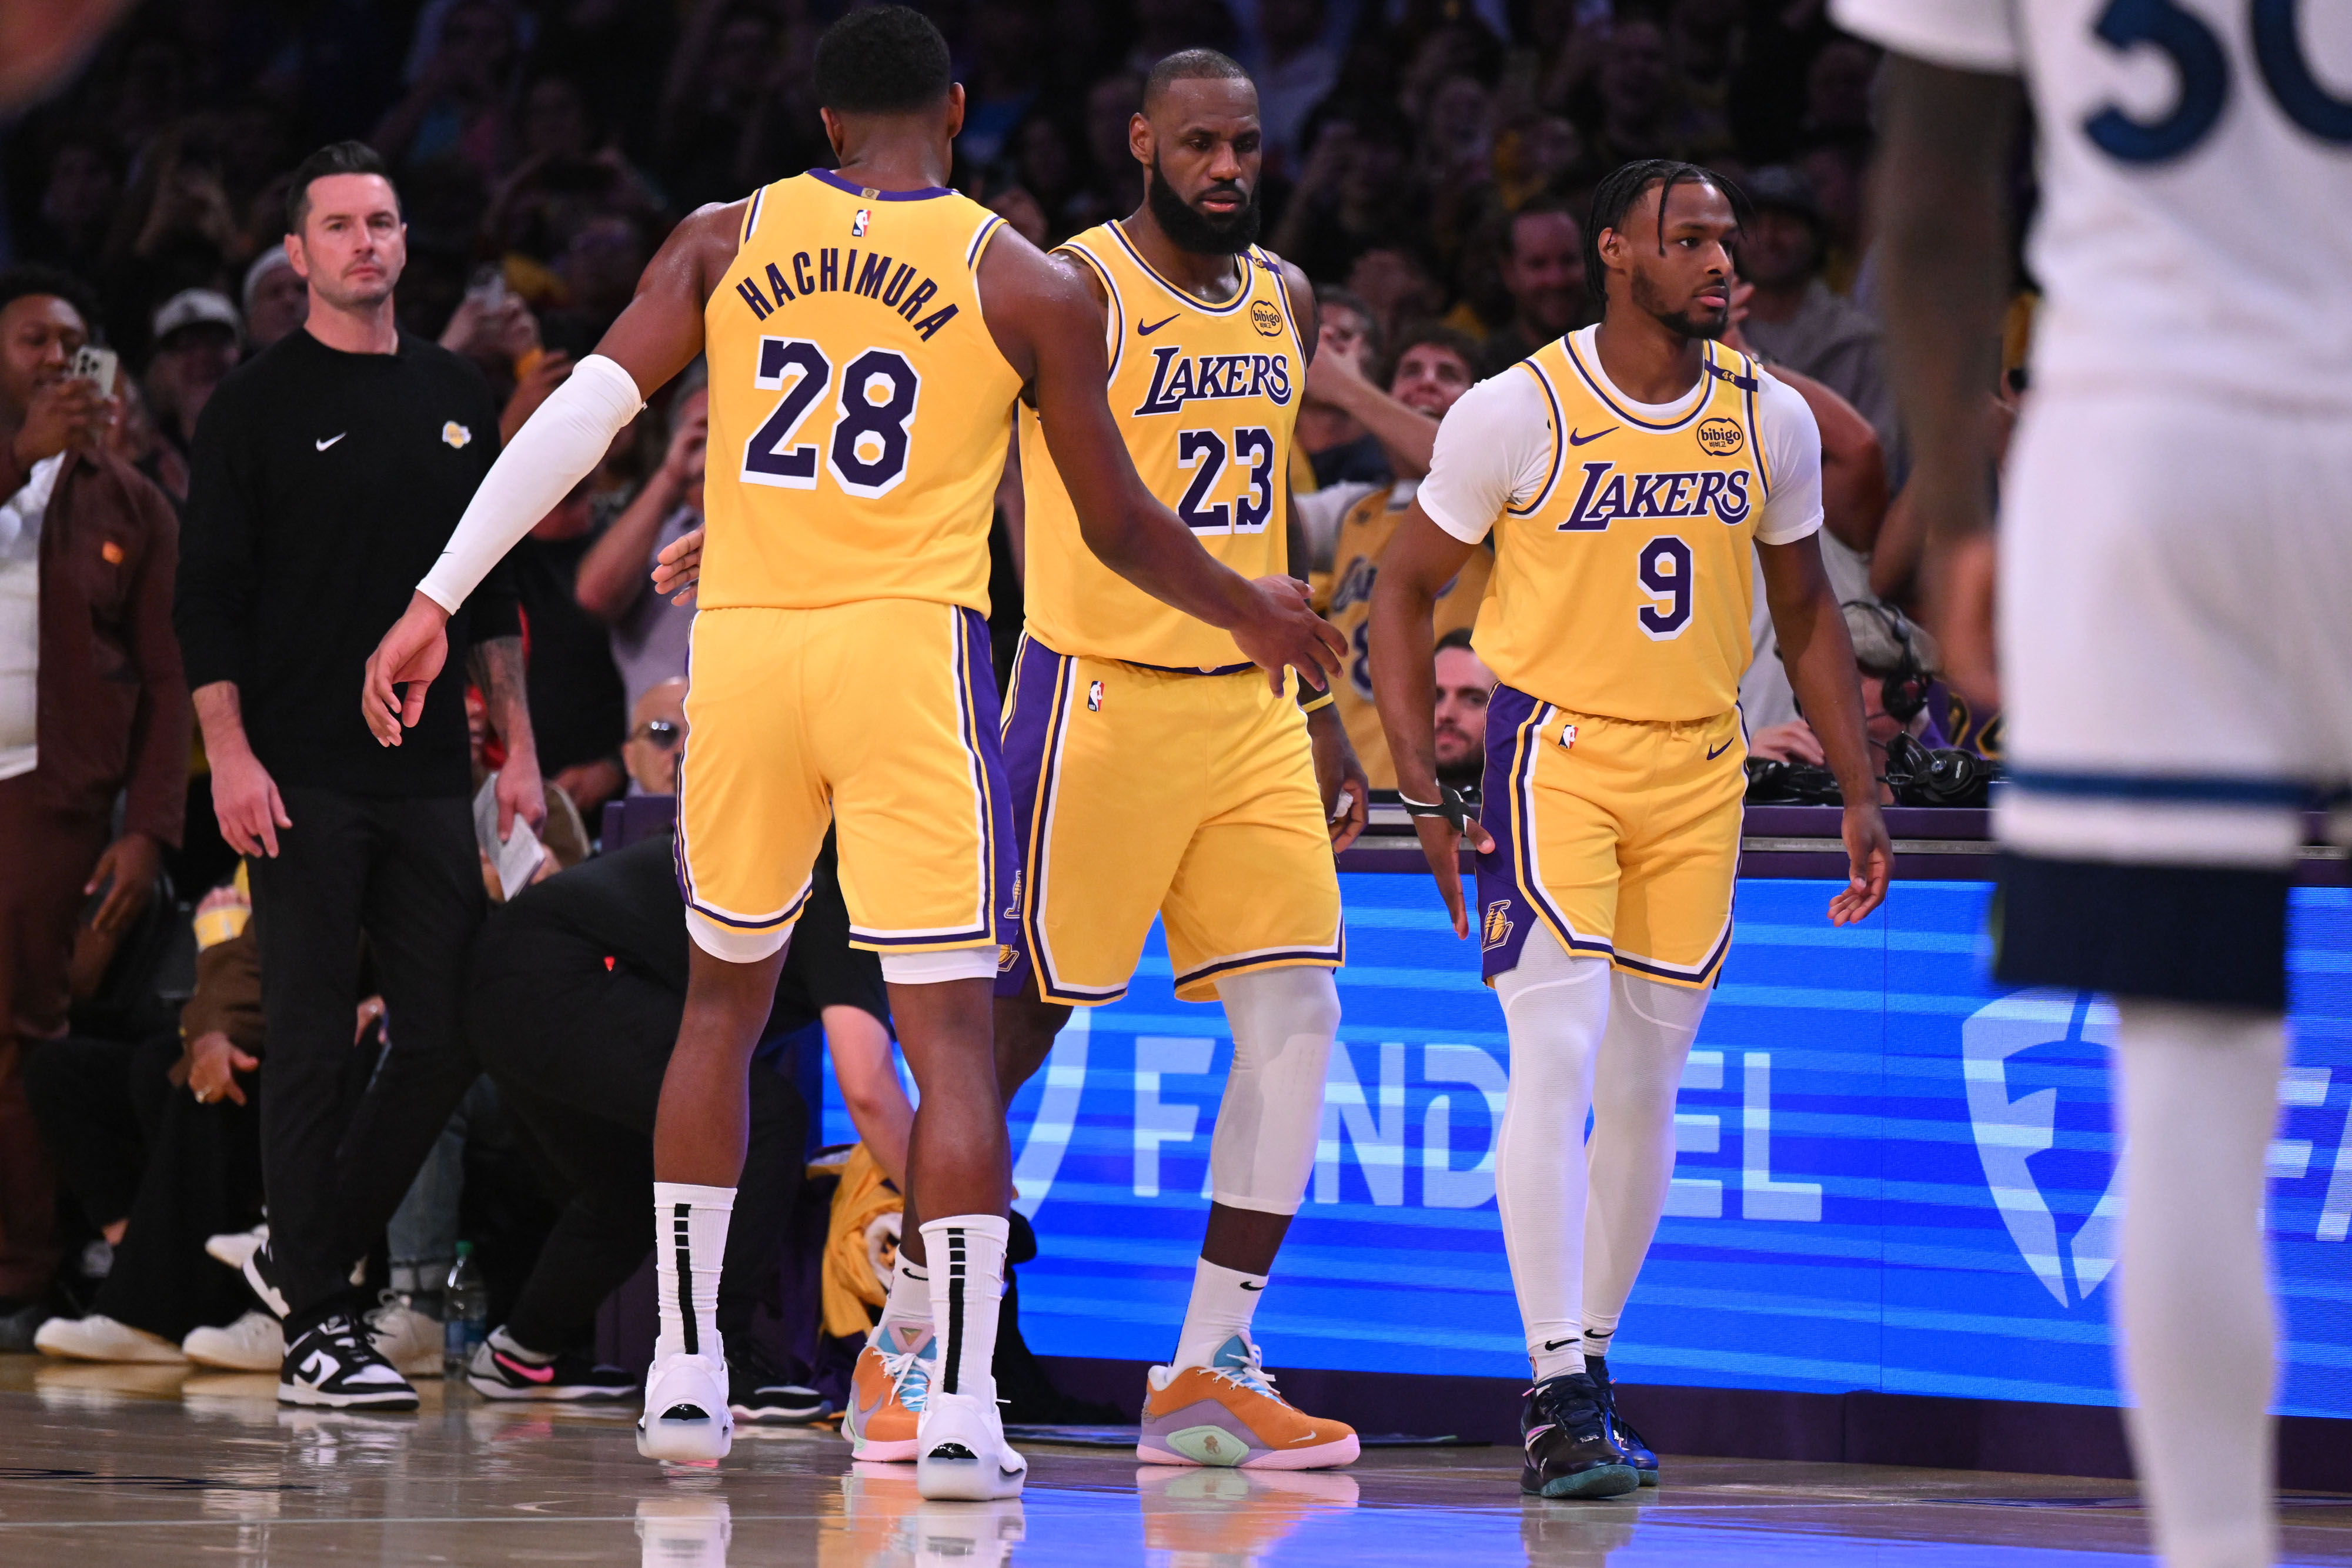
[
  {"x1": 637, "y1": 1352, "x2": 733, "y2": 1462},
  {"x1": 914, "y1": 1389, "x2": 1026, "y2": 1501},
  {"x1": 183, "y1": 1310, "x2": 285, "y2": 1370}
]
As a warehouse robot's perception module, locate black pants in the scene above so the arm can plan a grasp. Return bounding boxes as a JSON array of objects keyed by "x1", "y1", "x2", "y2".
[
  {"x1": 23, "y1": 1032, "x2": 265, "y2": 1341},
  {"x1": 467, "y1": 928, "x2": 805, "y2": 1356},
  {"x1": 248, "y1": 787, "x2": 486, "y2": 1326}
]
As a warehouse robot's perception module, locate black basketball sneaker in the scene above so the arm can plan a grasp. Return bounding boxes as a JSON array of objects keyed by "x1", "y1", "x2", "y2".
[
  {"x1": 1519, "y1": 1372, "x2": 1639, "y2": 1499},
  {"x1": 279, "y1": 1313, "x2": 419, "y2": 1410},
  {"x1": 1585, "y1": 1356, "x2": 1659, "y2": 1487},
  {"x1": 729, "y1": 1355, "x2": 831, "y2": 1425}
]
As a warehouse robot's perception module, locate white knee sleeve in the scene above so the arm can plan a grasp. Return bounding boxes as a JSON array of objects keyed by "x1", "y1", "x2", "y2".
[
  {"x1": 1207, "y1": 965, "x2": 1340, "y2": 1215},
  {"x1": 1494, "y1": 924, "x2": 1612, "y2": 1379},
  {"x1": 1581, "y1": 969, "x2": 1710, "y2": 1359},
  {"x1": 880, "y1": 944, "x2": 1001, "y2": 985}
]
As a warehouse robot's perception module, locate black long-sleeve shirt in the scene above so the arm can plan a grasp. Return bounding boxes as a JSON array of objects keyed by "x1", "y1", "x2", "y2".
[{"x1": 173, "y1": 327, "x2": 519, "y2": 797}]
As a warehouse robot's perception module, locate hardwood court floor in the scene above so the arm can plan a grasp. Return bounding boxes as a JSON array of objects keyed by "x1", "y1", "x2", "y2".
[{"x1": 4, "y1": 1355, "x2": 2350, "y2": 1566}]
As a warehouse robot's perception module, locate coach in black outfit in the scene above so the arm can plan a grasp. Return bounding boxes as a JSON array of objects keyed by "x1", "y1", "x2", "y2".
[{"x1": 173, "y1": 141, "x2": 543, "y2": 1408}]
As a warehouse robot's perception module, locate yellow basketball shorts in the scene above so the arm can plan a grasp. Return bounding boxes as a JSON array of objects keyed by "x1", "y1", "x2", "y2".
[
  {"x1": 995, "y1": 637, "x2": 1343, "y2": 1005},
  {"x1": 675, "y1": 600, "x2": 1013, "y2": 964},
  {"x1": 1474, "y1": 688, "x2": 1745, "y2": 988}
]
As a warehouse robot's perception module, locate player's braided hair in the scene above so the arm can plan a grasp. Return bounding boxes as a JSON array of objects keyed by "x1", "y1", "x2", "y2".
[
  {"x1": 814, "y1": 4, "x2": 952, "y2": 115},
  {"x1": 1582, "y1": 158, "x2": 1749, "y2": 309}
]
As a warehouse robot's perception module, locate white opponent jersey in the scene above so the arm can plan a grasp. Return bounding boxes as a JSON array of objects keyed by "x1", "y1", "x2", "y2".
[{"x1": 1833, "y1": 0, "x2": 2352, "y2": 413}]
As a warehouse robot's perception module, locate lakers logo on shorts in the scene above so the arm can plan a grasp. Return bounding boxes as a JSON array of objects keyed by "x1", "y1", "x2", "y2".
[
  {"x1": 1696, "y1": 416, "x2": 1744, "y2": 456},
  {"x1": 1482, "y1": 899, "x2": 1516, "y2": 951},
  {"x1": 1002, "y1": 871, "x2": 1022, "y2": 922},
  {"x1": 998, "y1": 944, "x2": 1018, "y2": 973}
]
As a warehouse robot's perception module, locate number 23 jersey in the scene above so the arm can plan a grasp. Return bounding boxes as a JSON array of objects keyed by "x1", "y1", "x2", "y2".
[{"x1": 1418, "y1": 326, "x2": 1824, "y2": 723}]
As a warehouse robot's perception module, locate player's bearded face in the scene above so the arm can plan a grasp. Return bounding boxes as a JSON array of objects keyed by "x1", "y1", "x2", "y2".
[
  {"x1": 1147, "y1": 153, "x2": 1261, "y2": 255},
  {"x1": 1629, "y1": 253, "x2": 1730, "y2": 341}
]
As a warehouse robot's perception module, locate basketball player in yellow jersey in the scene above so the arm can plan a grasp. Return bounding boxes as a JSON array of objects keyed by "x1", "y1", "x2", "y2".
[
  {"x1": 356, "y1": 8, "x2": 1341, "y2": 1501},
  {"x1": 980, "y1": 51, "x2": 1370, "y2": 1471},
  {"x1": 1371, "y1": 161, "x2": 1892, "y2": 1500}
]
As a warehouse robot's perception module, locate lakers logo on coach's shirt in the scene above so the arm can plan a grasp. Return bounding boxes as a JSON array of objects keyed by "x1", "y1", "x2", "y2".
[
  {"x1": 697, "y1": 170, "x2": 1024, "y2": 616},
  {"x1": 1019, "y1": 221, "x2": 1307, "y2": 670}
]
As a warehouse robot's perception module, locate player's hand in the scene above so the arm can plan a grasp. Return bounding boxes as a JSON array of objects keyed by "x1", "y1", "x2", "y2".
[
  {"x1": 1308, "y1": 708, "x2": 1371, "y2": 853},
  {"x1": 210, "y1": 745, "x2": 291, "y2": 858},
  {"x1": 1830, "y1": 800, "x2": 1892, "y2": 927},
  {"x1": 493, "y1": 752, "x2": 547, "y2": 841},
  {"x1": 1924, "y1": 530, "x2": 1998, "y2": 713},
  {"x1": 362, "y1": 593, "x2": 453, "y2": 745},
  {"x1": 653, "y1": 524, "x2": 704, "y2": 606},
  {"x1": 83, "y1": 831, "x2": 160, "y2": 935},
  {"x1": 1231, "y1": 575, "x2": 1345, "y2": 696},
  {"x1": 1411, "y1": 805, "x2": 1495, "y2": 939}
]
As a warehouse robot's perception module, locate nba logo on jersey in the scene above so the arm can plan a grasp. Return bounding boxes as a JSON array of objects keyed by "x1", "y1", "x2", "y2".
[
  {"x1": 851, "y1": 208, "x2": 870, "y2": 238},
  {"x1": 1559, "y1": 723, "x2": 1578, "y2": 750},
  {"x1": 1087, "y1": 680, "x2": 1104, "y2": 711}
]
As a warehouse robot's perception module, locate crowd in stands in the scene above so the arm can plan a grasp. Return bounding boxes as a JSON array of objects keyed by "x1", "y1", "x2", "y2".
[{"x1": 0, "y1": 0, "x2": 2000, "y2": 1404}]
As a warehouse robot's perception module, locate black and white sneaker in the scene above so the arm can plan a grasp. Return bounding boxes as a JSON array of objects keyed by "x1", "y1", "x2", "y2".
[
  {"x1": 467, "y1": 1336, "x2": 637, "y2": 1402},
  {"x1": 242, "y1": 1240, "x2": 290, "y2": 1319},
  {"x1": 728, "y1": 1357, "x2": 831, "y2": 1425},
  {"x1": 280, "y1": 1314, "x2": 419, "y2": 1410},
  {"x1": 1519, "y1": 1372, "x2": 1638, "y2": 1499},
  {"x1": 1585, "y1": 1357, "x2": 1659, "y2": 1487}
]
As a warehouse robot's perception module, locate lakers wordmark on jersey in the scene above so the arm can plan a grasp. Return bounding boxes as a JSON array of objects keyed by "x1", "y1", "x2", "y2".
[
  {"x1": 1019, "y1": 220, "x2": 1308, "y2": 670},
  {"x1": 699, "y1": 169, "x2": 1024, "y2": 615}
]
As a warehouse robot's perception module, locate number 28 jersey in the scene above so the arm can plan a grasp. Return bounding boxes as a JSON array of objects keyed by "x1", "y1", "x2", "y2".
[
  {"x1": 697, "y1": 170, "x2": 1023, "y2": 614},
  {"x1": 1418, "y1": 327, "x2": 1823, "y2": 723},
  {"x1": 1019, "y1": 221, "x2": 1307, "y2": 669}
]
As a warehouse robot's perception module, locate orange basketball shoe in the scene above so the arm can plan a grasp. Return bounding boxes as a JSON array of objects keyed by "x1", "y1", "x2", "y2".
[
  {"x1": 1137, "y1": 1334, "x2": 1360, "y2": 1470},
  {"x1": 843, "y1": 1322, "x2": 933, "y2": 1462}
]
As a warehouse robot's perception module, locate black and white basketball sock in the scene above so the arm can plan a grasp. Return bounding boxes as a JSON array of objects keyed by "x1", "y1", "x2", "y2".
[
  {"x1": 652, "y1": 1181, "x2": 734, "y2": 1363},
  {"x1": 918, "y1": 1215, "x2": 1008, "y2": 1403}
]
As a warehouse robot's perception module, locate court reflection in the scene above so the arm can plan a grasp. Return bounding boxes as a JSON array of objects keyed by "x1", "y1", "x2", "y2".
[
  {"x1": 638, "y1": 1496, "x2": 731, "y2": 1568},
  {"x1": 1135, "y1": 1463, "x2": 1359, "y2": 1563},
  {"x1": 820, "y1": 1462, "x2": 1025, "y2": 1567},
  {"x1": 1519, "y1": 1499, "x2": 1636, "y2": 1565}
]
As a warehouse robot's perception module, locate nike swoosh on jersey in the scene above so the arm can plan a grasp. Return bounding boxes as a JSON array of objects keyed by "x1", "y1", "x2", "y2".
[
  {"x1": 1706, "y1": 739, "x2": 1734, "y2": 760},
  {"x1": 1138, "y1": 313, "x2": 1181, "y2": 336},
  {"x1": 1566, "y1": 427, "x2": 1616, "y2": 446},
  {"x1": 495, "y1": 1350, "x2": 555, "y2": 1384},
  {"x1": 315, "y1": 433, "x2": 346, "y2": 451}
]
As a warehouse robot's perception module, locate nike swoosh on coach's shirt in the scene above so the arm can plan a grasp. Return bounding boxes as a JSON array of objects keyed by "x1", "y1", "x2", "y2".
[
  {"x1": 1706, "y1": 739, "x2": 1734, "y2": 760},
  {"x1": 1139, "y1": 314, "x2": 1181, "y2": 336},
  {"x1": 1566, "y1": 427, "x2": 1616, "y2": 446},
  {"x1": 316, "y1": 433, "x2": 347, "y2": 451},
  {"x1": 495, "y1": 1350, "x2": 554, "y2": 1384}
]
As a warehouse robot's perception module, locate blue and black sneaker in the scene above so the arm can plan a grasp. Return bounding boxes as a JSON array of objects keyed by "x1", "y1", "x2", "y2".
[
  {"x1": 1586, "y1": 1356, "x2": 1658, "y2": 1487},
  {"x1": 1519, "y1": 1372, "x2": 1639, "y2": 1499}
]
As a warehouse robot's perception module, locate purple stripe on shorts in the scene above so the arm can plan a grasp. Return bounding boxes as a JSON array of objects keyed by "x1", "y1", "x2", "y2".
[
  {"x1": 1173, "y1": 931, "x2": 1346, "y2": 992},
  {"x1": 994, "y1": 635, "x2": 1076, "y2": 1001},
  {"x1": 1476, "y1": 683, "x2": 1613, "y2": 983}
]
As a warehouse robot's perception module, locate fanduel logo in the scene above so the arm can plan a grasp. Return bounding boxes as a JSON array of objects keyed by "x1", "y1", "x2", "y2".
[{"x1": 1962, "y1": 989, "x2": 2123, "y2": 1308}]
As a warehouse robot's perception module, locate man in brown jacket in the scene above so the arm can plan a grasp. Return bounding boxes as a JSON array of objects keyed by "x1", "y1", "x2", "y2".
[{"x1": 0, "y1": 263, "x2": 189, "y2": 1347}]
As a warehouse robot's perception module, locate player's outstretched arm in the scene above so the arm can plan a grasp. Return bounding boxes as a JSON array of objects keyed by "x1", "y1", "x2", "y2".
[
  {"x1": 1369, "y1": 505, "x2": 1496, "y2": 937},
  {"x1": 1758, "y1": 534, "x2": 1892, "y2": 925},
  {"x1": 977, "y1": 230, "x2": 1344, "y2": 694},
  {"x1": 1872, "y1": 55, "x2": 2022, "y2": 709},
  {"x1": 362, "y1": 202, "x2": 741, "y2": 746}
]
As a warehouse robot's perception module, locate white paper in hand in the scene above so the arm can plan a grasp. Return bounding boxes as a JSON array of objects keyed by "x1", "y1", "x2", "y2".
[{"x1": 472, "y1": 773, "x2": 544, "y2": 900}]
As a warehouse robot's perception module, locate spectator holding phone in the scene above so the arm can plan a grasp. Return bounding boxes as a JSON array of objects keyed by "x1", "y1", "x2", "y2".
[{"x1": 0, "y1": 263, "x2": 189, "y2": 1348}]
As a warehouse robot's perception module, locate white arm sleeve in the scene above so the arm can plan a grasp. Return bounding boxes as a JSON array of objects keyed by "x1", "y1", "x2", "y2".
[
  {"x1": 1750, "y1": 370, "x2": 1826, "y2": 547},
  {"x1": 1829, "y1": 0, "x2": 2021, "y2": 72},
  {"x1": 1415, "y1": 368, "x2": 1557, "y2": 546},
  {"x1": 415, "y1": 353, "x2": 646, "y2": 613}
]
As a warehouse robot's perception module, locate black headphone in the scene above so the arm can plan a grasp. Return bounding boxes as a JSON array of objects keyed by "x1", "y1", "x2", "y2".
[{"x1": 1842, "y1": 600, "x2": 1932, "y2": 725}]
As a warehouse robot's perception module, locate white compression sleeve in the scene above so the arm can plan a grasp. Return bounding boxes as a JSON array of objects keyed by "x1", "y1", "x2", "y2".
[
  {"x1": 1493, "y1": 924, "x2": 1612, "y2": 1382},
  {"x1": 2113, "y1": 1001, "x2": 2283, "y2": 1568},
  {"x1": 1208, "y1": 965, "x2": 1341, "y2": 1215},
  {"x1": 1581, "y1": 969, "x2": 1710, "y2": 1362},
  {"x1": 416, "y1": 353, "x2": 645, "y2": 612}
]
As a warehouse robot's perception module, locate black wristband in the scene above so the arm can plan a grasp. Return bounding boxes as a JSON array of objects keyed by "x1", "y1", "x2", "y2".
[{"x1": 1397, "y1": 784, "x2": 1471, "y2": 832}]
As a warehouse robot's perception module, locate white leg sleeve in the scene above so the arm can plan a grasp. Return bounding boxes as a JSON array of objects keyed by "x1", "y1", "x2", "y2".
[
  {"x1": 1207, "y1": 965, "x2": 1340, "y2": 1215},
  {"x1": 2114, "y1": 1001, "x2": 2283, "y2": 1568},
  {"x1": 1494, "y1": 924, "x2": 1612, "y2": 1382},
  {"x1": 1581, "y1": 969, "x2": 1710, "y2": 1362}
]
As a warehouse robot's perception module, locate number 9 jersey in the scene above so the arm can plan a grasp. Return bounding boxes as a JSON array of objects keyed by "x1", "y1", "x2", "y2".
[
  {"x1": 1417, "y1": 326, "x2": 1823, "y2": 723},
  {"x1": 697, "y1": 170, "x2": 1023, "y2": 614}
]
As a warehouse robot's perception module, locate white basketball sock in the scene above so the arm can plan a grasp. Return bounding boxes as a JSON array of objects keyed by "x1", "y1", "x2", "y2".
[
  {"x1": 1208, "y1": 965, "x2": 1339, "y2": 1214},
  {"x1": 2113, "y1": 1001, "x2": 2283, "y2": 1568},
  {"x1": 652, "y1": 1181, "x2": 733, "y2": 1363},
  {"x1": 1493, "y1": 927, "x2": 1611, "y2": 1383},
  {"x1": 1582, "y1": 968, "x2": 1710, "y2": 1362},
  {"x1": 874, "y1": 1255, "x2": 931, "y2": 1351},
  {"x1": 920, "y1": 1215, "x2": 1009, "y2": 1404},
  {"x1": 1172, "y1": 1259, "x2": 1267, "y2": 1372}
]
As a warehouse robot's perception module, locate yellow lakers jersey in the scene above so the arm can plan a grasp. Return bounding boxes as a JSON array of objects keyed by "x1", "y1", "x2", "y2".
[
  {"x1": 1475, "y1": 333, "x2": 1773, "y2": 722},
  {"x1": 1319, "y1": 483, "x2": 1491, "y2": 787},
  {"x1": 1019, "y1": 221, "x2": 1307, "y2": 668},
  {"x1": 698, "y1": 171, "x2": 1023, "y2": 614}
]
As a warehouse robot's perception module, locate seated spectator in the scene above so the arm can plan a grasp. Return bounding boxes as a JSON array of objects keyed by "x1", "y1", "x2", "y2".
[
  {"x1": 239, "y1": 248, "x2": 307, "y2": 350},
  {"x1": 1478, "y1": 196, "x2": 1586, "y2": 375},
  {"x1": 143, "y1": 287, "x2": 242, "y2": 458},
  {"x1": 1305, "y1": 326, "x2": 1487, "y2": 787},
  {"x1": 1296, "y1": 287, "x2": 1391, "y2": 489},
  {"x1": 1732, "y1": 165, "x2": 1899, "y2": 459},
  {"x1": 621, "y1": 677, "x2": 687, "y2": 797},
  {"x1": 1748, "y1": 602, "x2": 1947, "y2": 794},
  {"x1": 460, "y1": 833, "x2": 886, "y2": 1417},
  {"x1": 576, "y1": 368, "x2": 704, "y2": 709},
  {"x1": 1434, "y1": 627, "x2": 1498, "y2": 794}
]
